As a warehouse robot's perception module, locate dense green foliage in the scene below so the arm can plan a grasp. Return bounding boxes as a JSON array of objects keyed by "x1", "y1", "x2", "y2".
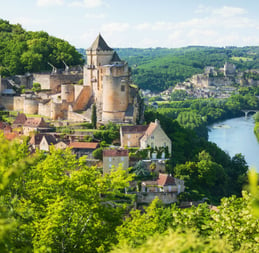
[
  {"x1": 0, "y1": 135, "x2": 133, "y2": 252},
  {"x1": 254, "y1": 112, "x2": 259, "y2": 141},
  {"x1": 151, "y1": 88, "x2": 259, "y2": 138},
  {"x1": 115, "y1": 46, "x2": 259, "y2": 91},
  {"x1": 113, "y1": 193, "x2": 259, "y2": 252},
  {"x1": 0, "y1": 19, "x2": 84, "y2": 76},
  {"x1": 0, "y1": 136, "x2": 258, "y2": 252},
  {"x1": 144, "y1": 110, "x2": 248, "y2": 202}
]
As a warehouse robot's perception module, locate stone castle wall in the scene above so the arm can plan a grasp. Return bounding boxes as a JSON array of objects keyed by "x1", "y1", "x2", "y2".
[
  {"x1": 24, "y1": 99, "x2": 38, "y2": 114},
  {"x1": 33, "y1": 73, "x2": 83, "y2": 92},
  {"x1": 74, "y1": 85, "x2": 84, "y2": 101},
  {"x1": 191, "y1": 74, "x2": 209, "y2": 88},
  {"x1": 67, "y1": 111, "x2": 90, "y2": 122},
  {"x1": 13, "y1": 96, "x2": 25, "y2": 111},
  {"x1": 0, "y1": 96, "x2": 14, "y2": 110},
  {"x1": 61, "y1": 84, "x2": 74, "y2": 103},
  {"x1": 38, "y1": 101, "x2": 51, "y2": 118},
  {"x1": 208, "y1": 77, "x2": 234, "y2": 86},
  {"x1": 72, "y1": 86, "x2": 92, "y2": 111}
]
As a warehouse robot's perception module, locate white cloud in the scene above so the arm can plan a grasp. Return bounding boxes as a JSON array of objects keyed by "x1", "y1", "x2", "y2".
[
  {"x1": 69, "y1": 0, "x2": 105, "y2": 8},
  {"x1": 37, "y1": 0, "x2": 64, "y2": 7},
  {"x1": 101, "y1": 22, "x2": 130, "y2": 33},
  {"x1": 213, "y1": 6, "x2": 247, "y2": 17}
]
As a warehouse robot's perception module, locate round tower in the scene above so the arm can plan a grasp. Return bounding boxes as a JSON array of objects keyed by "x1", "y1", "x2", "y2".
[
  {"x1": 24, "y1": 98, "x2": 38, "y2": 115},
  {"x1": 102, "y1": 72, "x2": 129, "y2": 122},
  {"x1": 61, "y1": 84, "x2": 74, "y2": 103}
]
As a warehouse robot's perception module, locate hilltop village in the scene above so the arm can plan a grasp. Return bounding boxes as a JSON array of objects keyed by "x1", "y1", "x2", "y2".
[
  {"x1": 145, "y1": 62, "x2": 259, "y2": 101},
  {"x1": 0, "y1": 35, "x2": 184, "y2": 206}
]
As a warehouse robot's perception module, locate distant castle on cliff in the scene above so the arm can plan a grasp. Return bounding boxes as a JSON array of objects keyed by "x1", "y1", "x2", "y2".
[{"x1": 0, "y1": 34, "x2": 141, "y2": 124}]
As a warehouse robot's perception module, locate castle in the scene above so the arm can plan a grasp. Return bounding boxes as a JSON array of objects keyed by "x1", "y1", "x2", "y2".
[{"x1": 0, "y1": 34, "x2": 141, "y2": 124}]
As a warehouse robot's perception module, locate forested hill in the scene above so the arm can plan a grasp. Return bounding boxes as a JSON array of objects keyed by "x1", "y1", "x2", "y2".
[
  {"x1": 115, "y1": 46, "x2": 259, "y2": 92},
  {"x1": 0, "y1": 19, "x2": 84, "y2": 77}
]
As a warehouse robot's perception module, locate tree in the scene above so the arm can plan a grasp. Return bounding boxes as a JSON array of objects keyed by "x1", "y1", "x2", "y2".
[
  {"x1": 32, "y1": 82, "x2": 41, "y2": 93},
  {"x1": 91, "y1": 103, "x2": 97, "y2": 129},
  {"x1": 131, "y1": 161, "x2": 150, "y2": 178},
  {"x1": 171, "y1": 89, "x2": 188, "y2": 101},
  {"x1": 0, "y1": 138, "x2": 134, "y2": 252}
]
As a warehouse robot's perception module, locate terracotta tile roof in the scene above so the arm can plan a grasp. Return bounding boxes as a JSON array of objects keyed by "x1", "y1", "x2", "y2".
[
  {"x1": 24, "y1": 117, "x2": 48, "y2": 128},
  {"x1": 120, "y1": 125, "x2": 148, "y2": 134},
  {"x1": 68, "y1": 142, "x2": 99, "y2": 149},
  {"x1": 103, "y1": 149, "x2": 128, "y2": 157},
  {"x1": 140, "y1": 120, "x2": 160, "y2": 142},
  {"x1": 157, "y1": 174, "x2": 176, "y2": 186},
  {"x1": 145, "y1": 122, "x2": 157, "y2": 136},
  {"x1": 13, "y1": 113, "x2": 27, "y2": 126},
  {"x1": 4, "y1": 132, "x2": 19, "y2": 141},
  {"x1": 142, "y1": 174, "x2": 176, "y2": 187}
]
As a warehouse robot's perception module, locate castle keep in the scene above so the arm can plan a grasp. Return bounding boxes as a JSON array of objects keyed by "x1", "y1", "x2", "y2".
[
  {"x1": 0, "y1": 35, "x2": 140, "y2": 124},
  {"x1": 83, "y1": 34, "x2": 140, "y2": 123}
]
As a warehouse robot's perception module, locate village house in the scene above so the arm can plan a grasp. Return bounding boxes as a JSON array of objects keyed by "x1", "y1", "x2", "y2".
[
  {"x1": 12, "y1": 112, "x2": 27, "y2": 128},
  {"x1": 29, "y1": 133, "x2": 44, "y2": 150},
  {"x1": 39, "y1": 135, "x2": 57, "y2": 152},
  {"x1": 120, "y1": 119, "x2": 172, "y2": 155},
  {"x1": 23, "y1": 117, "x2": 50, "y2": 136},
  {"x1": 29, "y1": 133, "x2": 57, "y2": 151},
  {"x1": 103, "y1": 149, "x2": 129, "y2": 174},
  {"x1": 55, "y1": 140, "x2": 69, "y2": 150},
  {"x1": 141, "y1": 173, "x2": 185, "y2": 193},
  {"x1": 137, "y1": 173, "x2": 185, "y2": 205},
  {"x1": 68, "y1": 142, "x2": 99, "y2": 158}
]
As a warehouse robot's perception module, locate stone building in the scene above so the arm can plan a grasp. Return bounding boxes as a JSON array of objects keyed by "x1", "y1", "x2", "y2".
[
  {"x1": 83, "y1": 34, "x2": 140, "y2": 123},
  {"x1": 137, "y1": 173, "x2": 185, "y2": 204},
  {"x1": 120, "y1": 119, "x2": 172, "y2": 155},
  {"x1": 0, "y1": 35, "x2": 141, "y2": 124},
  {"x1": 103, "y1": 149, "x2": 129, "y2": 174}
]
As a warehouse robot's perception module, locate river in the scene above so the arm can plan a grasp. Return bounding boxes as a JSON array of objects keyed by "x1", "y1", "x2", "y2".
[{"x1": 208, "y1": 116, "x2": 259, "y2": 172}]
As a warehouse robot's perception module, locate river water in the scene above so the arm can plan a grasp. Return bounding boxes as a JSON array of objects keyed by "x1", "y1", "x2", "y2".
[{"x1": 208, "y1": 116, "x2": 259, "y2": 172}]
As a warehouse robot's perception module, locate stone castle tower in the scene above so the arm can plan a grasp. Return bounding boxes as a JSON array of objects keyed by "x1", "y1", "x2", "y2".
[
  {"x1": 0, "y1": 35, "x2": 141, "y2": 124},
  {"x1": 84, "y1": 34, "x2": 139, "y2": 123}
]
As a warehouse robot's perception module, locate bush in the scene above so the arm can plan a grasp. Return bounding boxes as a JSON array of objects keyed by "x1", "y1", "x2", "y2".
[{"x1": 92, "y1": 147, "x2": 103, "y2": 160}]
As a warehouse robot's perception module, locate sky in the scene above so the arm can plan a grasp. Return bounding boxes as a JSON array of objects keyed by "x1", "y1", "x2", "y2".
[{"x1": 1, "y1": 0, "x2": 259, "y2": 49}]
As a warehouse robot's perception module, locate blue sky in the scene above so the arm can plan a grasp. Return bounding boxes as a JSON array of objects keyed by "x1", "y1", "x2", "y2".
[{"x1": 1, "y1": 0, "x2": 259, "y2": 48}]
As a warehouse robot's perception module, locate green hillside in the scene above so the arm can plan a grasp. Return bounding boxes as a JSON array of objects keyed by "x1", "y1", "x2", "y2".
[
  {"x1": 116, "y1": 46, "x2": 259, "y2": 91},
  {"x1": 0, "y1": 19, "x2": 84, "y2": 77}
]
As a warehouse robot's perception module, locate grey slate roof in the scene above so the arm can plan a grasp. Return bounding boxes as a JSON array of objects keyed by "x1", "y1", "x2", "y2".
[
  {"x1": 88, "y1": 34, "x2": 113, "y2": 51},
  {"x1": 111, "y1": 51, "x2": 121, "y2": 62}
]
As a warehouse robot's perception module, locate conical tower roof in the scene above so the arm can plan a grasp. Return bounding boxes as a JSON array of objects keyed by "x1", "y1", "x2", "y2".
[
  {"x1": 111, "y1": 51, "x2": 121, "y2": 62},
  {"x1": 87, "y1": 34, "x2": 113, "y2": 51}
]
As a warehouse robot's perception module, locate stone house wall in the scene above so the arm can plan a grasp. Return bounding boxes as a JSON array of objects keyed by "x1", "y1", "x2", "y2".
[
  {"x1": 140, "y1": 125, "x2": 172, "y2": 154},
  {"x1": 103, "y1": 155, "x2": 129, "y2": 174},
  {"x1": 136, "y1": 192, "x2": 177, "y2": 204}
]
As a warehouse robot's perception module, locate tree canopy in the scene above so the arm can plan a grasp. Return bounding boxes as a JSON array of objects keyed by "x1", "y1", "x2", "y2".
[{"x1": 0, "y1": 19, "x2": 84, "y2": 77}]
